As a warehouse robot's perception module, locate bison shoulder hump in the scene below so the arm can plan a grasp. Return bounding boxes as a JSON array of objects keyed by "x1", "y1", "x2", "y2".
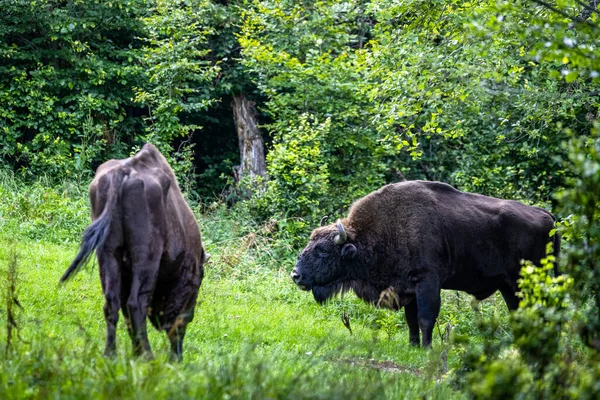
[{"x1": 499, "y1": 202, "x2": 555, "y2": 230}]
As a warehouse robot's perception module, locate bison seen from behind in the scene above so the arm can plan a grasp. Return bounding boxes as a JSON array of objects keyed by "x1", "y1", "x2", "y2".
[
  {"x1": 60, "y1": 144, "x2": 209, "y2": 361},
  {"x1": 292, "y1": 180, "x2": 559, "y2": 347}
]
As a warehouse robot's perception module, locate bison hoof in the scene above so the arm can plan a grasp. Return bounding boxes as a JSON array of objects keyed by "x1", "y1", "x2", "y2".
[
  {"x1": 134, "y1": 350, "x2": 155, "y2": 361},
  {"x1": 169, "y1": 353, "x2": 183, "y2": 363},
  {"x1": 103, "y1": 348, "x2": 117, "y2": 359}
]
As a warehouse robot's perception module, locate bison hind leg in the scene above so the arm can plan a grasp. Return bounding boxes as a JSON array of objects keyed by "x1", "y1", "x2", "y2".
[
  {"x1": 98, "y1": 251, "x2": 122, "y2": 358},
  {"x1": 118, "y1": 271, "x2": 142, "y2": 356},
  {"x1": 500, "y1": 286, "x2": 520, "y2": 311}
]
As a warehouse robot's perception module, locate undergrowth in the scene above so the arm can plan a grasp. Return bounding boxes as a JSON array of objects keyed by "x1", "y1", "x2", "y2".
[{"x1": 0, "y1": 168, "x2": 88, "y2": 244}]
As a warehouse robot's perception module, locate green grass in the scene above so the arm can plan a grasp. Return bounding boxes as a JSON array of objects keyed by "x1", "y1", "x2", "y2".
[{"x1": 0, "y1": 174, "x2": 511, "y2": 399}]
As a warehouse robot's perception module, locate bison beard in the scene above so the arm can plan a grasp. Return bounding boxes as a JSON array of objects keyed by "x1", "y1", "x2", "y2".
[
  {"x1": 312, "y1": 282, "x2": 356, "y2": 304},
  {"x1": 312, "y1": 280, "x2": 414, "y2": 309},
  {"x1": 292, "y1": 180, "x2": 559, "y2": 348},
  {"x1": 312, "y1": 283, "x2": 344, "y2": 304},
  {"x1": 60, "y1": 143, "x2": 209, "y2": 362}
]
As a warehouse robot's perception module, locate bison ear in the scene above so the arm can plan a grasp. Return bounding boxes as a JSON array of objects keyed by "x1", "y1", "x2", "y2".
[{"x1": 341, "y1": 243, "x2": 357, "y2": 260}]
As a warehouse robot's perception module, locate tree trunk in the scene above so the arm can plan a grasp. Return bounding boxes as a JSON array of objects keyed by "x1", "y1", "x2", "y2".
[{"x1": 232, "y1": 93, "x2": 266, "y2": 183}]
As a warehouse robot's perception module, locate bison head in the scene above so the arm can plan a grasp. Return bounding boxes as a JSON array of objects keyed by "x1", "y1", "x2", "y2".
[{"x1": 291, "y1": 220, "x2": 357, "y2": 303}]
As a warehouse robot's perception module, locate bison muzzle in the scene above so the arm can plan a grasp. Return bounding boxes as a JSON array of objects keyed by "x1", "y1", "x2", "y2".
[
  {"x1": 292, "y1": 180, "x2": 559, "y2": 347},
  {"x1": 60, "y1": 143, "x2": 209, "y2": 361}
]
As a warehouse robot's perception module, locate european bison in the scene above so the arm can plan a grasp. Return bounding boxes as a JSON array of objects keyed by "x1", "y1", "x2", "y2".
[
  {"x1": 291, "y1": 180, "x2": 559, "y2": 347},
  {"x1": 60, "y1": 144, "x2": 209, "y2": 361}
]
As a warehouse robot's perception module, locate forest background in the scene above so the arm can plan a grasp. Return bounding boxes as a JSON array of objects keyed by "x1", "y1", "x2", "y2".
[{"x1": 1, "y1": 0, "x2": 600, "y2": 398}]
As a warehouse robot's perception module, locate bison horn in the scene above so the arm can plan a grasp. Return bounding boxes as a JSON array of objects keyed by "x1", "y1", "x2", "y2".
[
  {"x1": 320, "y1": 216, "x2": 329, "y2": 226},
  {"x1": 334, "y1": 220, "x2": 347, "y2": 245}
]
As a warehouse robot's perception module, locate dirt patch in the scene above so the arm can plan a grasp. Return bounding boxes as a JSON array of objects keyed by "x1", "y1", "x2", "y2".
[{"x1": 337, "y1": 357, "x2": 421, "y2": 376}]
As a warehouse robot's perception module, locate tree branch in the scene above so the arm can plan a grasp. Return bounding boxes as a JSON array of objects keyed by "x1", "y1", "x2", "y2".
[
  {"x1": 530, "y1": 0, "x2": 598, "y2": 28},
  {"x1": 574, "y1": 0, "x2": 600, "y2": 21}
]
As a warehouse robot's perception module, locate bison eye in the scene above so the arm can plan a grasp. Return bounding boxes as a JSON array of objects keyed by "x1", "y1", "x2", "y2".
[{"x1": 316, "y1": 247, "x2": 328, "y2": 257}]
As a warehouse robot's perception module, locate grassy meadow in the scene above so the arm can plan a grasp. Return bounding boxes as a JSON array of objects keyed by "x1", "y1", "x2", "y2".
[{"x1": 0, "y1": 172, "x2": 512, "y2": 399}]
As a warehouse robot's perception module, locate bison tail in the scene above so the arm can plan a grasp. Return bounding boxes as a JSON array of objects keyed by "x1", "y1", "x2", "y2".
[{"x1": 59, "y1": 170, "x2": 125, "y2": 284}]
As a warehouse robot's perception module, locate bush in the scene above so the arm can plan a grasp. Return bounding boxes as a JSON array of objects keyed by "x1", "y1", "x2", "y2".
[
  {"x1": 249, "y1": 114, "x2": 332, "y2": 241},
  {"x1": 557, "y1": 126, "x2": 600, "y2": 347},
  {"x1": 456, "y1": 127, "x2": 600, "y2": 399},
  {"x1": 0, "y1": 0, "x2": 148, "y2": 177}
]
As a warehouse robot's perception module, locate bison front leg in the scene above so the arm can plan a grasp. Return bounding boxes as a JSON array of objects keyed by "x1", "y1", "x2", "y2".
[
  {"x1": 164, "y1": 295, "x2": 199, "y2": 363},
  {"x1": 167, "y1": 317, "x2": 187, "y2": 363},
  {"x1": 416, "y1": 275, "x2": 441, "y2": 348},
  {"x1": 404, "y1": 299, "x2": 420, "y2": 347},
  {"x1": 500, "y1": 282, "x2": 520, "y2": 311}
]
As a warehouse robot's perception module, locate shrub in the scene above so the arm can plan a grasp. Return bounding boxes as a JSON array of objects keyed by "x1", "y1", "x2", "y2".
[
  {"x1": 250, "y1": 114, "x2": 331, "y2": 241},
  {"x1": 456, "y1": 127, "x2": 600, "y2": 399}
]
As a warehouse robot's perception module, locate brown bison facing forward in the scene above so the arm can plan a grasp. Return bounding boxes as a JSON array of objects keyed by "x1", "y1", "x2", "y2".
[
  {"x1": 292, "y1": 180, "x2": 559, "y2": 347},
  {"x1": 60, "y1": 144, "x2": 209, "y2": 361}
]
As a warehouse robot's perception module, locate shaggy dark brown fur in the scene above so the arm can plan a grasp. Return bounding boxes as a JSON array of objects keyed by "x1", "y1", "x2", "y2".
[
  {"x1": 292, "y1": 180, "x2": 559, "y2": 347},
  {"x1": 60, "y1": 144, "x2": 209, "y2": 361}
]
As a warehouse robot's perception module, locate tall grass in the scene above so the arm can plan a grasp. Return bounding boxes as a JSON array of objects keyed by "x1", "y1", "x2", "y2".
[
  {"x1": 0, "y1": 168, "x2": 89, "y2": 244},
  {"x1": 0, "y1": 170, "x2": 507, "y2": 399}
]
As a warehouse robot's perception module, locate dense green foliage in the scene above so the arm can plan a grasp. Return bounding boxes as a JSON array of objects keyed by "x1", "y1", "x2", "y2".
[
  {"x1": 0, "y1": 0, "x2": 147, "y2": 176},
  {"x1": 240, "y1": 0, "x2": 598, "y2": 217},
  {"x1": 559, "y1": 127, "x2": 600, "y2": 345},
  {"x1": 3, "y1": 0, "x2": 597, "y2": 210},
  {"x1": 453, "y1": 130, "x2": 600, "y2": 399},
  {"x1": 0, "y1": 0, "x2": 236, "y2": 196},
  {"x1": 251, "y1": 114, "x2": 333, "y2": 238}
]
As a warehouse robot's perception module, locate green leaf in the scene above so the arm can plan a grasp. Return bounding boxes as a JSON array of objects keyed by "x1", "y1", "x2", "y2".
[{"x1": 564, "y1": 71, "x2": 578, "y2": 83}]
